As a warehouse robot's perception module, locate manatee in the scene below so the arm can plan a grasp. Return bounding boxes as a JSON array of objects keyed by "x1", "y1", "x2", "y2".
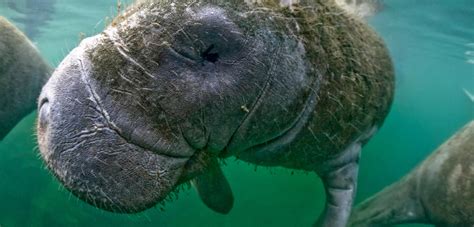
[
  {"x1": 349, "y1": 120, "x2": 474, "y2": 227},
  {"x1": 36, "y1": 0, "x2": 394, "y2": 226},
  {"x1": 0, "y1": 16, "x2": 52, "y2": 140}
]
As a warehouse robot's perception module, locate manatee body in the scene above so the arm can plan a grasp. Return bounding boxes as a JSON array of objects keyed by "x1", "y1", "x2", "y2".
[
  {"x1": 349, "y1": 121, "x2": 474, "y2": 227},
  {"x1": 0, "y1": 16, "x2": 52, "y2": 140},
  {"x1": 36, "y1": 0, "x2": 394, "y2": 226}
]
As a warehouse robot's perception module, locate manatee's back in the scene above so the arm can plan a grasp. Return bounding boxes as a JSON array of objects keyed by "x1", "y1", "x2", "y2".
[{"x1": 0, "y1": 17, "x2": 52, "y2": 140}]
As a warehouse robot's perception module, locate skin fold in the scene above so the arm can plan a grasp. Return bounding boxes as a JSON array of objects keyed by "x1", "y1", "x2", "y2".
[
  {"x1": 0, "y1": 16, "x2": 52, "y2": 140},
  {"x1": 349, "y1": 121, "x2": 474, "y2": 227},
  {"x1": 34, "y1": 0, "x2": 394, "y2": 226}
]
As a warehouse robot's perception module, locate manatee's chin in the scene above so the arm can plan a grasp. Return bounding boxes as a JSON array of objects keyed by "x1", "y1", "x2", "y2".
[{"x1": 39, "y1": 129, "x2": 189, "y2": 213}]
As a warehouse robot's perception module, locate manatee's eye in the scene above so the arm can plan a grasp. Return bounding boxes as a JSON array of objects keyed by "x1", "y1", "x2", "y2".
[
  {"x1": 169, "y1": 27, "x2": 245, "y2": 66},
  {"x1": 201, "y1": 44, "x2": 219, "y2": 63},
  {"x1": 168, "y1": 8, "x2": 247, "y2": 66}
]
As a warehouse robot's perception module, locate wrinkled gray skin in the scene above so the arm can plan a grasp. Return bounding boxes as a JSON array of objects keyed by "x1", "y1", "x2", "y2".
[
  {"x1": 36, "y1": 0, "x2": 394, "y2": 226},
  {"x1": 349, "y1": 121, "x2": 474, "y2": 227},
  {"x1": 0, "y1": 16, "x2": 52, "y2": 140}
]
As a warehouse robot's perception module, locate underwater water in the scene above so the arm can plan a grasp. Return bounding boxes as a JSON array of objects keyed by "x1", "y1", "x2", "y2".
[{"x1": 0, "y1": 0, "x2": 473, "y2": 226}]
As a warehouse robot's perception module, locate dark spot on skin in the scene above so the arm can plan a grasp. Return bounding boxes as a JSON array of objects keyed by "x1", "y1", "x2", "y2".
[{"x1": 201, "y1": 44, "x2": 219, "y2": 63}]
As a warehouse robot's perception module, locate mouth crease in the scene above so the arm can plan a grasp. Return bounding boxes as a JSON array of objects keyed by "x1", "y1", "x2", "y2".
[
  {"x1": 77, "y1": 59, "x2": 189, "y2": 160},
  {"x1": 220, "y1": 61, "x2": 275, "y2": 157},
  {"x1": 240, "y1": 80, "x2": 319, "y2": 155},
  {"x1": 222, "y1": 69, "x2": 321, "y2": 158}
]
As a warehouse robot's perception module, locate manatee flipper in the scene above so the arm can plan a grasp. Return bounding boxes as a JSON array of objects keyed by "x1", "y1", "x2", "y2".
[
  {"x1": 192, "y1": 158, "x2": 234, "y2": 214},
  {"x1": 348, "y1": 174, "x2": 428, "y2": 226},
  {"x1": 314, "y1": 143, "x2": 362, "y2": 227},
  {"x1": 0, "y1": 16, "x2": 52, "y2": 140}
]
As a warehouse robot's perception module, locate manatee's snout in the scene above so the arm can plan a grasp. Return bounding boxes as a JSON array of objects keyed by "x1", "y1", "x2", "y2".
[{"x1": 37, "y1": 37, "x2": 194, "y2": 213}]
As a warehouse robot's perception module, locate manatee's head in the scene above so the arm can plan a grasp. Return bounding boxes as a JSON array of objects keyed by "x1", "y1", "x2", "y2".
[{"x1": 38, "y1": 0, "x2": 316, "y2": 213}]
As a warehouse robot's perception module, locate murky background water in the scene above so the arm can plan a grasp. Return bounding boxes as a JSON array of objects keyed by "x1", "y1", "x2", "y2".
[{"x1": 0, "y1": 0, "x2": 473, "y2": 226}]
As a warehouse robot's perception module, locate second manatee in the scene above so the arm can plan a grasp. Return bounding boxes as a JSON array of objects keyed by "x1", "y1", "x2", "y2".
[
  {"x1": 0, "y1": 16, "x2": 52, "y2": 140},
  {"x1": 350, "y1": 121, "x2": 474, "y2": 226}
]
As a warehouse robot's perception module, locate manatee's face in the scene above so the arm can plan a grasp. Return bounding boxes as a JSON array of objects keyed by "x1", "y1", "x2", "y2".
[{"x1": 38, "y1": 2, "x2": 314, "y2": 213}]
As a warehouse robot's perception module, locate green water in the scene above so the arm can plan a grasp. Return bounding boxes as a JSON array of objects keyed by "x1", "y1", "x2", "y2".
[{"x1": 0, "y1": 0, "x2": 473, "y2": 226}]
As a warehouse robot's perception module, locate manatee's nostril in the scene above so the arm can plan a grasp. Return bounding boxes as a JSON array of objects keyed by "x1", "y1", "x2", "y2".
[
  {"x1": 201, "y1": 44, "x2": 219, "y2": 63},
  {"x1": 39, "y1": 97, "x2": 49, "y2": 109},
  {"x1": 38, "y1": 97, "x2": 50, "y2": 128}
]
